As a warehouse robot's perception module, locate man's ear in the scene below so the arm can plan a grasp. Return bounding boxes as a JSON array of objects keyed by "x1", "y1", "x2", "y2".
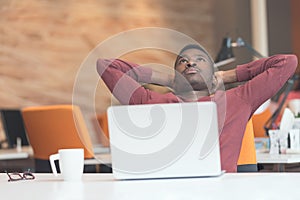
[
  {"x1": 211, "y1": 75, "x2": 218, "y2": 93},
  {"x1": 212, "y1": 71, "x2": 226, "y2": 92},
  {"x1": 213, "y1": 75, "x2": 218, "y2": 86}
]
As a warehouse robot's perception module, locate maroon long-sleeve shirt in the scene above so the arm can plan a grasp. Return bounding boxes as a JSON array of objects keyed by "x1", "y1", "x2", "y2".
[{"x1": 97, "y1": 55, "x2": 298, "y2": 172}]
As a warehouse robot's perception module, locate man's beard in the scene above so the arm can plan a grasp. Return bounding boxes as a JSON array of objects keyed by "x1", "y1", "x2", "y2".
[{"x1": 173, "y1": 73, "x2": 212, "y2": 93}]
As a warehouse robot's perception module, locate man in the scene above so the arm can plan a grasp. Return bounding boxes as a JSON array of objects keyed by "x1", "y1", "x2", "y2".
[{"x1": 97, "y1": 44, "x2": 297, "y2": 172}]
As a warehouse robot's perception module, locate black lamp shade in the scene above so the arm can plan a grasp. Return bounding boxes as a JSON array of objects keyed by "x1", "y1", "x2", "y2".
[{"x1": 215, "y1": 37, "x2": 235, "y2": 63}]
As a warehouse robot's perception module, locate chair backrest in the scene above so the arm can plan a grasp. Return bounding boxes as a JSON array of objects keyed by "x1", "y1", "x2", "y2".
[
  {"x1": 21, "y1": 105, "x2": 94, "y2": 160},
  {"x1": 252, "y1": 108, "x2": 272, "y2": 138},
  {"x1": 237, "y1": 119, "x2": 257, "y2": 171},
  {"x1": 96, "y1": 112, "x2": 110, "y2": 147}
]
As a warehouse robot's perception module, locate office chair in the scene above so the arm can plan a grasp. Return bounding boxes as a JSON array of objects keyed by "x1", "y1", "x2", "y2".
[
  {"x1": 96, "y1": 112, "x2": 110, "y2": 147},
  {"x1": 21, "y1": 105, "x2": 97, "y2": 173},
  {"x1": 237, "y1": 119, "x2": 258, "y2": 172},
  {"x1": 252, "y1": 108, "x2": 272, "y2": 138}
]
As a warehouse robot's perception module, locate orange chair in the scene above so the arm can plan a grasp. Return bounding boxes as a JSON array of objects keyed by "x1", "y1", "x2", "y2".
[
  {"x1": 22, "y1": 105, "x2": 95, "y2": 172},
  {"x1": 237, "y1": 119, "x2": 257, "y2": 172},
  {"x1": 97, "y1": 112, "x2": 110, "y2": 147},
  {"x1": 252, "y1": 108, "x2": 272, "y2": 138}
]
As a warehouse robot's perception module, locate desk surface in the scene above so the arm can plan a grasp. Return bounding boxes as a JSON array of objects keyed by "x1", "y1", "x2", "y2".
[
  {"x1": 256, "y1": 152, "x2": 300, "y2": 164},
  {"x1": 1, "y1": 173, "x2": 300, "y2": 200},
  {"x1": 0, "y1": 146, "x2": 32, "y2": 160}
]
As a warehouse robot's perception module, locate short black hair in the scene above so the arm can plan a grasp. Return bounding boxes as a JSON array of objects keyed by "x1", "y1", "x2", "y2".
[{"x1": 174, "y1": 44, "x2": 214, "y2": 68}]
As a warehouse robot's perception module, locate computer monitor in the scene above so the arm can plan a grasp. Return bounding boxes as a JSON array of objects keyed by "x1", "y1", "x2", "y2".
[{"x1": 0, "y1": 109, "x2": 29, "y2": 148}]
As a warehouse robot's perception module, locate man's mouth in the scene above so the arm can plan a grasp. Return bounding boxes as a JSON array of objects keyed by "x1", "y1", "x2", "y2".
[{"x1": 182, "y1": 67, "x2": 200, "y2": 75}]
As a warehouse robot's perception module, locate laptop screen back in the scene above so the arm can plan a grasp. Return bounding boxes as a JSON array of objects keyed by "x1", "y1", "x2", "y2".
[{"x1": 107, "y1": 102, "x2": 221, "y2": 179}]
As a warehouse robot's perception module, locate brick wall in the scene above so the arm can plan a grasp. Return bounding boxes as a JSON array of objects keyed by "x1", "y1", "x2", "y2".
[{"x1": 0, "y1": 0, "x2": 216, "y2": 143}]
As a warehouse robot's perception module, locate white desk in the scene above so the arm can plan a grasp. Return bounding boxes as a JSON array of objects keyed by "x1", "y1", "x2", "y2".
[
  {"x1": 1, "y1": 173, "x2": 300, "y2": 200},
  {"x1": 256, "y1": 152, "x2": 300, "y2": 171},
  {"x1": 0, "y1": 146, "x2": 32, "y2": 160}
]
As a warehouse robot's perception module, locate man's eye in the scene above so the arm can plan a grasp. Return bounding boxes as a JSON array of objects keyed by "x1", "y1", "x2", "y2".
[
  {"x1": 179, "y1": 59, "x2": 188, "y2": 64},
  {"x1": 196, "y1": 57, "x2": 206, "y2": 62}
]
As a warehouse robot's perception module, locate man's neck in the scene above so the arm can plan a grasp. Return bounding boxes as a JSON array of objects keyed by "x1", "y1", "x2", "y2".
[{"x1": 175, "y1": 90, "x2": 210, "y2": 101}]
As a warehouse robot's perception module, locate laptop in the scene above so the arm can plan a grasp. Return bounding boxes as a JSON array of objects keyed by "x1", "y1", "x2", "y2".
[
  {"x1": 107, "y1": 102, "x2": 222, "y2": 180},
  {"x1": 0, "y1": 109, "x2": 29, "y2": 148}
]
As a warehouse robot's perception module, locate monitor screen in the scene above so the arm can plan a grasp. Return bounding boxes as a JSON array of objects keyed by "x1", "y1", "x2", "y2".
[{"x1": 0, "y1": 109, "x2": 29, "y2": 148}]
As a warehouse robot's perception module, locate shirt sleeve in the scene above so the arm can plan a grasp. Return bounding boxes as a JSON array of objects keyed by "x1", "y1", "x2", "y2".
[
  {"x1": 234, "y1": 54, "x2": 298, "y2": 113},
  {"x1": 97, "y1": 58, "x2": 169, "y2": 105}
]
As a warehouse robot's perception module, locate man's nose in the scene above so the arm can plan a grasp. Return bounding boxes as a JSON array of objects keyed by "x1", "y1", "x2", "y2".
[{"x1": 186, "y1": 62, "x2": 196, "y2": 68}]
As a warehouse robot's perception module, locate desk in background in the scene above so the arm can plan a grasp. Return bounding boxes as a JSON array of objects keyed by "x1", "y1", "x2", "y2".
[
  {"x1": 256, "y1": 152, "x2": 300, "y2": 172},
  {"x1": 0, "y1": 147, "x2": 30, "y2": 160},
  {"x1": 1, "y1": 173, "x2": 300, "y2": 199},
  {"x1": 4, "y1": 146, "x2": 300, "y2": 173},
  {"x1": 0, "y1": 146, "x2": 34, "y2": 172},
  {"x1": 0, "y1": 146, "x2": 111, "y2": 172},
  {"x1": 255, "y1": 137, "x2": 300, "y2": 172}
]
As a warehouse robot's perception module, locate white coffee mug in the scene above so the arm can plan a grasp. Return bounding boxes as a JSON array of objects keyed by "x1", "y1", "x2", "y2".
[{"x1": 49, "y1": 148, "x2": 84, "y2": 181}]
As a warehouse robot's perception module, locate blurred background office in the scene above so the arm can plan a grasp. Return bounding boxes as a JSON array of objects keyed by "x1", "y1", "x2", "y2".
[{"x1": 0, "y1": 0, "x2": 299, "y2": 144}]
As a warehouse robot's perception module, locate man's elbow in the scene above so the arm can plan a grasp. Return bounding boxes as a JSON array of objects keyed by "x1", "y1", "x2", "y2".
[
  {"x1": 96, "y1": 58, "x2": 111, "y2": 76},
  {"x1": 286, "y1": 54, "x2": 298, "y2": 73}
]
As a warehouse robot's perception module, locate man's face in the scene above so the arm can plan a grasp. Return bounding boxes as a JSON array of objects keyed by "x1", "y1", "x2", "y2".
[{"x1": 174, "y1": 48, "x2": 214, "y2": 91}]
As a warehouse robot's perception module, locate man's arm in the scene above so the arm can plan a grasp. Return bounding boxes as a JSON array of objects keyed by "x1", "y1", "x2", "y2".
[
  {"x1": 218, "y1": 55, "x2": 298, "y2": 113},
  {"x1": 216, "y1": 55, "x2": 298, "y2": 85},
  {"x1": 149, "y1": 66, "x2": 174, "y2": 88},
  {"x1": 97, "y1": 58, "x2": 150, "y2": 105},
  {"x1": 215, "y1": 69, "x2": 237, "y2": 85},
  {"x1": 97, "y1": 59, "x2": 174, "y2": 86},
  {"x1": 97, "y1": 58, "x2": 174, "y2": 104}
]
